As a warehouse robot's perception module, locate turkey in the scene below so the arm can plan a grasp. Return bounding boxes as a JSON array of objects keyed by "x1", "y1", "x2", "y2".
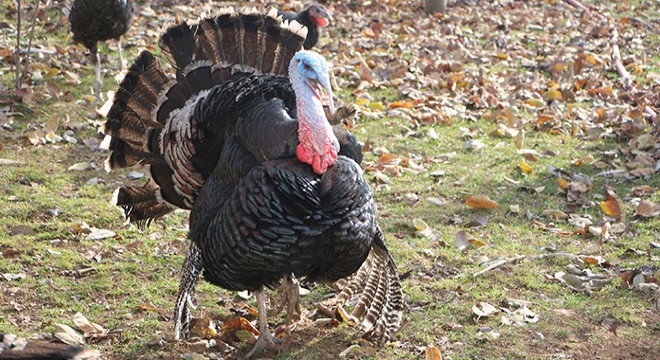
[
  {"x1": 102, "y1": 7, "x2": 403, "y2": 356},
  {"x1": 0, "y1": 333, "x2": 100, "y2": 360},
  {"x1": 277, "y1": 4, "x2": 332, "y2": 50},
  {"x1": 69, "y1": 0, "x2": 133, "y2": 102}
]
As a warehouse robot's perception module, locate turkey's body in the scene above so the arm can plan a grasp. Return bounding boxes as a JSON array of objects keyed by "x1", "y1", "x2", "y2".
[
  {"x1": 69, "y1": 0, "x2": 132, "y2": 55},
  {"x1": 103, "y1": 8, "x2": 402, "y2": 354}
]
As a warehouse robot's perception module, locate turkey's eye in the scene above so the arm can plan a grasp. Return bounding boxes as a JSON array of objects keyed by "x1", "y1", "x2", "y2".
[{"x1": 303, "y1": 63, "x2": 312, "y2": 71}]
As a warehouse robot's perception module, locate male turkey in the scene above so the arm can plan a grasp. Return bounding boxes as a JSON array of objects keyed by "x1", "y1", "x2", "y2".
[
  {"x1": 102, "y1": 8, "x2": 402, "y2": 356},
  {"x1": 69, "y1": 0, "x2": 133, "y2": 101},
  {"x1": 0, "y1": 333, "x2": 100, "y2": 360},
  {"x1": 278, "y1": 4, "x2": 332, "y2": 50}
]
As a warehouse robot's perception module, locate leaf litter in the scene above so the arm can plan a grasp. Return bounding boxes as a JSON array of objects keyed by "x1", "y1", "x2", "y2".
[{"x1": 1, "y1": 0, "x2": 658, "y2": 358}]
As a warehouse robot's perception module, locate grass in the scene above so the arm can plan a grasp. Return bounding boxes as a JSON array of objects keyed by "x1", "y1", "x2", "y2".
[{"x1": 1, "y1": 0, "x2": 659, "y2": 359}]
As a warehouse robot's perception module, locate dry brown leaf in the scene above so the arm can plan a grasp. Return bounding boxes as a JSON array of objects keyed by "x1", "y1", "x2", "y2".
[
  {"x1": 599, "y1": 187, "x2": 624, "y2": 221},
  {"x1": 73, "y1": 312, "x2": 106, "y2": 337},
  {"x1": 377, "y1": 153, "x2": 398, "y2": 165},
  {"x1": 389, "y1": 100, "x2": 414, "y2": 109},
  {"x1": 425, "y1": 345, "x2": 442, "y2": 360},
  {"x1": 53, "y1": 324, "x2": 85, "y2": 346},
  {"x1": 137, "y1": 303, "x2": 158, "y2": 312},
  {"x1": 542, "y1": 209, "x2": 568, "y2": 220},
  {"x1": 619, "y1": 270, "x2": 640, "y2": 288},
  {"x1": 357, "y1": 55, "x2": 373, "y2": 82},
  {"x1": 634, "y1": 200, "x2": 660, "y2": 218},
  {"x1": 466, "y1": 195, "x2": 499, "y2": 209},
  {"x1": 221, "y1": 317, "x2": 259, "y2": 336}
]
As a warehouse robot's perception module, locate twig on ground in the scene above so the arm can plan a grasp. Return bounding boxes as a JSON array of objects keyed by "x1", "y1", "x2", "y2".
[
  {"x1": 15, "y1": 0, "x2": 22, "y2": 89},
  {"x1": 609, "y1": 26, "x2": 632, "y2": 89},
  {"x1": 564, "y1": 0, "x2": 590, "y2": 13},
  {"x1": 24, "y1": 0, "x2": 43, "y2": 80},
  {"x1": 473, "y1": 255, "x2": 525, "y2": 278},
  {"x1": 530, "y1": 252, "x2": 581, "y2": 261}
]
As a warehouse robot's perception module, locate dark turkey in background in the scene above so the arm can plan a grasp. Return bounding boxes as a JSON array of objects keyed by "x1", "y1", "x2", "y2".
[
  {"x1": 69, "y1": 0, "x2": 133, "y2": 103},
  {"x1": 278, "y1": 4, "x2": 332, "y2": 50}
]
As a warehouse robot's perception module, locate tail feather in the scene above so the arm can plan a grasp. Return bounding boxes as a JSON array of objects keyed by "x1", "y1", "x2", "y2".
[
  {"x1": 112, "y1": 182, "x2": 175, "y2": 225},
  {"x1": 104, "y1": 8, "x2": 308, "y2": 225},
  {"x1": 158, "y1": 22, "x2": 200, "y2": 73},
  {"x1": 274, "y1": 20, "x2": 308, "y2": 74},
  {"x1": 335, "y1": 226, "x2": 404, "y2": 344},
  {"x1": 179, "y1": 61, "x2": 216, "y2": 95}
]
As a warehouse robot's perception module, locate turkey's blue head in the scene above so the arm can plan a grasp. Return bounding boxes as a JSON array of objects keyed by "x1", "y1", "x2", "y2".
[{"x1": 289, "y1": 50, "x2": 339, "y2": 175}]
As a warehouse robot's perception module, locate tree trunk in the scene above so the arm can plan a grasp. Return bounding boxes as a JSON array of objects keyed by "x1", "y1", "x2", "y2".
[{"x1": 424, "y1": 0, "x2": 447, "y2": 14}]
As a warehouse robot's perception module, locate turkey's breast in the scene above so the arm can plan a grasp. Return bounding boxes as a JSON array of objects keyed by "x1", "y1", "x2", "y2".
[{"x1": 193, "y1": 156, "x2": 375, "y2": 291}]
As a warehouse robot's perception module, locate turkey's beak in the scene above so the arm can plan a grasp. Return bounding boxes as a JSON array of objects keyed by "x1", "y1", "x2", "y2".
[
  {"x1": 311, "y1": 76, "x2": 335, "y2": 117},
  {"x1": 319, "y1": 8, "x2": 333, "y2": 22}
]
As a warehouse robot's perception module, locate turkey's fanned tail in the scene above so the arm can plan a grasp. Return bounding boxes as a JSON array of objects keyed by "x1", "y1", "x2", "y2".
[
  {"x1": 335, "y1": 226, "x2": 404, "y2": 344},
  {"x1": 103, "y1": 8, "x2": 308, "y2": 225}
]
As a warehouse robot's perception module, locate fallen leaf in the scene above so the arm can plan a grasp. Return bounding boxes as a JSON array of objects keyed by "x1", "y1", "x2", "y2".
[
  {"x1": 2, "y1": 273, "x2": 26, "y2": 281},
  {"x1": 68, "y1": 162, "x2": 92, "y2": 171},
  {"x1": 468, "y1": 238, "x2": 487, "y2": 248},
  {"x1": 339, "y1": 344, "x2": 362, "y2": 358},
  {"x1": 73, "y1": 312, "x2": 106, "y2": 337},
  {"x1": 466, "y1": 195, "x2": 499, "y2": 209},
  {"x1": 54, "y1": 324, "x2": 85, "y2": 346},
  {"x1": 414, "y1": 219, "x2": 429, "y2": 232},
  {"x1": 454, "y1": 231, "x2": 471, "y2": 251},
  {"x1": 425, "y1": 345, "x2": 442, "y2": 360},
  {"x1": 220, "y1": 317, "x2": 259, "y2": 336},
  {"x1": 599, "y1": 187, "x2": 624, "y2": 221},
  {"x1": 473, "y1": 302, "x2": 500, "y2": 318},
  {"x1": 137, "y1": 303, "x2": 158, "y2": 312},
  {"x1": 85, "y1": 228, "x2": 116, "y2": 241},
  {"x1": 389, "y1": 100, "x2": 414, "y2": 109},
  {"x1": 634, "y1": 200, "x2": 660, "y2": 218},
  {"x1": 541, "y1": 209, "x2": 568, "y2": 220},
  {"x1": 519, "y1": 160, "x2": 533, "y2": 174}
]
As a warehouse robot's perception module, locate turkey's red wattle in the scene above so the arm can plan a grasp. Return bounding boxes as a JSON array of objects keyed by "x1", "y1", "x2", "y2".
[
  {"x1": 312, "y1": 16, "x2": 329, "y2": 27},
  {"x1": 296, "y1": 124, "x2": 338, "y2": 174}
]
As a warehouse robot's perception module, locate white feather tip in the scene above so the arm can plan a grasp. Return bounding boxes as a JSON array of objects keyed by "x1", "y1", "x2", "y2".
[{"x1": 285, "y1": 20, "x2": 308, "y2": 39}]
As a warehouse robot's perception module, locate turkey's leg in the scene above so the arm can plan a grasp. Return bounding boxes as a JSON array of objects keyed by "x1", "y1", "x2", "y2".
[
  {"x1": 92, "y1": 50, "x2": 103, "y2": 105},
  {"x1": 117, "y1": 38, "x2": 126, "y2": 69},
  {"x1": 275, "y1": 274, "x2": 302, "y2": 326},
  {"x1": 174, "y1": 241, "x2": 203, "y2": 340},
  {"x1": 245, "y1": 290, "x2": 286, "y2": 358}
]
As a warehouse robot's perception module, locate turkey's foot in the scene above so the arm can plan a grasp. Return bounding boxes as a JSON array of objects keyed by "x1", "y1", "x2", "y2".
[
  {"x1": 245, "y1": 326, "x2": 289, "y2": 358},
  {"x1": 274, "y1": 274, "x2": 302, "y2": 325},
  {"x1": 246, "y1": 290, "x2": 290, "y2": 358}
]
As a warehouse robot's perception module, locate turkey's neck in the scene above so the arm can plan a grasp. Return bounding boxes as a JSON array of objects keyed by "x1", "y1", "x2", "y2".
[{"x1": 296, "y1": 90, "x2": 339, "y2": 175}]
